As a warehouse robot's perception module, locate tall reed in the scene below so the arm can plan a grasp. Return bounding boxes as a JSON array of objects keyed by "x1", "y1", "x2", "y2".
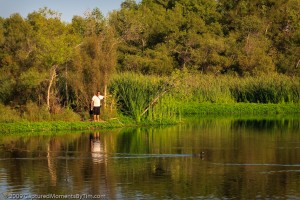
[
  {"x1": 169, "y1": 71, "x2": 300, "y2": 104},
  {"x1": 230, "y1": 74, "x2": 300, "y2": 103},
  {"x1": 109, "y1": 73, "x2": 180, "y2": 122},
  {"x1": 169, "y1": 71, "x2": 235, "y2": 103}
]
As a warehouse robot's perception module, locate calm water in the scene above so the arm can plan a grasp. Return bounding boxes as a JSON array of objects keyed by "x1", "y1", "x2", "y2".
[{"x1": 0, "y1": 117, "x2": 300, "y2": 199}]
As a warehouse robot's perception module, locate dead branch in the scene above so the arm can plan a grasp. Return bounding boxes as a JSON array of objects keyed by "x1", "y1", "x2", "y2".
[{"x1": 140, "y1": 90, "x2": 168, "y2": 117}]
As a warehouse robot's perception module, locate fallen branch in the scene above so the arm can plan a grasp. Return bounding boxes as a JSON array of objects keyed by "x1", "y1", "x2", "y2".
[{"x1": 140, "y1": 90, "x2": 168, "y2": 117}]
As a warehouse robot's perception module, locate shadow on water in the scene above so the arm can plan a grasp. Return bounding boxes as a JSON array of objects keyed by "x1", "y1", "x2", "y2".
[{"x1": 0, "y1": 116, "x2": 300, "y2": 199}]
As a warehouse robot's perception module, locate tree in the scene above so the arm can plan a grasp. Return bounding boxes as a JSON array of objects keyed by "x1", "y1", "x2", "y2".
[
  {"x1": 268, "y1": 0, "x2": 300, "y2": 75},
  {"x1": 27, "y1": 8, "x2": 78, "y2": 111},
  {"x1": 84, "y1": 8, "x2": 105, "y2": 36},
  {"x1": 0, "y1": 14, "x2": 36, "y2": 104},
  {"x1": 67, "y1": 22, "x2": 118, "y2": 112}
]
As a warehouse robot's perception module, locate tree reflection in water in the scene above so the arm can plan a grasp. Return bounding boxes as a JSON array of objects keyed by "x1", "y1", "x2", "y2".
[
  {"x1": 0, "y1": 117, "x2": 300, "y2": 199},
  {"x1": 47, "y1": 138, "x2": 61, "y2": 186}
]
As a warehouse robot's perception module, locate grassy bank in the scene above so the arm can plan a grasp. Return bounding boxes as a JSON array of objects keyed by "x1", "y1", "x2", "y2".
[
  {"x1": 180, "y1": 102, "x2": 300, "y2": 115},
  {"x1": 0, "y1": 119, "x2": 127, "y2": 134},
  {"x1": 0, "y1": 116, "x2": 180, "y2": 134}
]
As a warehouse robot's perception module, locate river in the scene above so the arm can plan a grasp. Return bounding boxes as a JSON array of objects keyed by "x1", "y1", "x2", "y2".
[{"x1": 0, "y1": 116, "x2": 300, "y2": 199}]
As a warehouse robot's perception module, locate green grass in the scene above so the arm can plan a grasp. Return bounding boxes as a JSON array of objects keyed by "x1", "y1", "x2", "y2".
[
  {"x1": 0, "y1": 120, "x2": 125, "y2": 134},
  {"x1": 180, "y1": 102, "x2": 300, "y2": 115},
  {"x1": 0, "y1": 114, "x2": 180, "y2": 134}
]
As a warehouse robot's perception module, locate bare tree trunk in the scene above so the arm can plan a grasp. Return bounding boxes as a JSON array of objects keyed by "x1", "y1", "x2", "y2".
[
  {"x1": 47, "y1": 65, "x2": 58, "y2": 111},
  {"x1": 65, "y1": 66, "x2": 69, "y2": 107},
  {"x1": 246, "y1": 33, "x2": 250, "y2": 55},
  {"x1": 104, "y1": 85, "x2": 107, "y2": 109},
  {"x1": 296, "y1": 59, "x2": 300, "y2": 69},
  {"x1": 103, "y1": 72, "x2": 107, "y2": 109}
]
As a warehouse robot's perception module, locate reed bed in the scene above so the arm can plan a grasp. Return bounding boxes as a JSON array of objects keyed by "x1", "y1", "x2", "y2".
[
  {"x1": 230, "y1": 75, "x2": 300, "y2": 103},
  {"x1": 109, "y1": 72, "x2": 300, "y2": 122},
  {"x1": 170, "y1": 72, "x2": 300, "y2": 104}
]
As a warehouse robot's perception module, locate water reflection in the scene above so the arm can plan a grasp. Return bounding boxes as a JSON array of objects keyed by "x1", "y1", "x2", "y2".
[
  {"x1": 90, "y1": 132, "x2": 105, "y2": 163},
  {"x1": 0, "y1": 117, "x2": 300, "y2": 199},
  {"x1": 47, "y1": 138, "x2": 60, "y2": 186},
  {"x1": 231, "y1": 118, "x2": 300, "y2": 131}
]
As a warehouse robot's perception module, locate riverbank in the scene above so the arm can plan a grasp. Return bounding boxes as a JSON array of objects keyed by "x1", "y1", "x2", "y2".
[
  {"x1": 0, "y1": 119, "x2": 125, "y2": 134},
  {"x1": 1, "y1": 103, "x2": 299, "y2": 134},
  {"x1": 0, "y1": 116, "x2": 181, "y2": 134}
]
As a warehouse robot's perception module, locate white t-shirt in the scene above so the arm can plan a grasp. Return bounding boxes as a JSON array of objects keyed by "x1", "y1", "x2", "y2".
[{"x1": 92, "y1": 95, "x2": 104, "y2": 107}]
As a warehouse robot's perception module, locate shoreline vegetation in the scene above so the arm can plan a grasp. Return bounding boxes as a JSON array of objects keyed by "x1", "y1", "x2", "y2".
[
  {"x1": 1, "y1": 72, "x2": 300, "y2": 133},
  {"x1": 1, "y1": 2, "x2": 300, "y2": 133},
  {"x1": 1, "y1": 102, "x2": 300, "y2": 134}
]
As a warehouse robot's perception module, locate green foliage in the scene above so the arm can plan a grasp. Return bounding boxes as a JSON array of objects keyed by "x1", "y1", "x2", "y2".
[
  {"x1": 122, "y1": 44, "x2": 174, "y2": 74},
  {"x1": 19, "y1": 68, "x2": 45, "y2": 89},
  {"x1": 0, "y1": 0, "x2": 300, "y2": 124},
  {"x1": 112, "y1": 0, "x2": 300, "y2": 76},
  {"x1": 0, "y1": 66, "x2": 15, "y2": 104}
]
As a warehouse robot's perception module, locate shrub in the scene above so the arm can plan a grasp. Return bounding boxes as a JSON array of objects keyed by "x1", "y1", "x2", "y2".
[
  {"x1": 51, "y1": 108, "x2": 81, "y2": 122},
  {"x1": 0, "y1": 104, "x2": 21, "y2": 122},
  {"x1": 22, "y1": 101, "x2": 51, "y2": 121}
]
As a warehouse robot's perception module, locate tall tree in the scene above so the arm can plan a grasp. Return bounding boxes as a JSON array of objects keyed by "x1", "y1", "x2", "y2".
[
  {"x1": 68, "y1": 10, "x2": 118, "y2": 112},
  {"x1": 27, "y1": 8, "x2": 78, "y2": 111},
  {"x1": 267, "y1": 0, "x2": 300, "y2": 75},
  {"x1": 0, "y1": 14, "x2": 36, "y2": 104}
]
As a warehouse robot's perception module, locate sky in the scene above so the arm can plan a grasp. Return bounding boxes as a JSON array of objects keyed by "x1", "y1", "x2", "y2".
[{"x1": 0, "y1": 0, "x2": 141, "y2": 22}]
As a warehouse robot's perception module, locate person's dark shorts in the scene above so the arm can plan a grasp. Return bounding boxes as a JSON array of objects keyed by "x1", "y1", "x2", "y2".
[{"x1": 93, "y1": 106, "x2": 100, "y2": 115}]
